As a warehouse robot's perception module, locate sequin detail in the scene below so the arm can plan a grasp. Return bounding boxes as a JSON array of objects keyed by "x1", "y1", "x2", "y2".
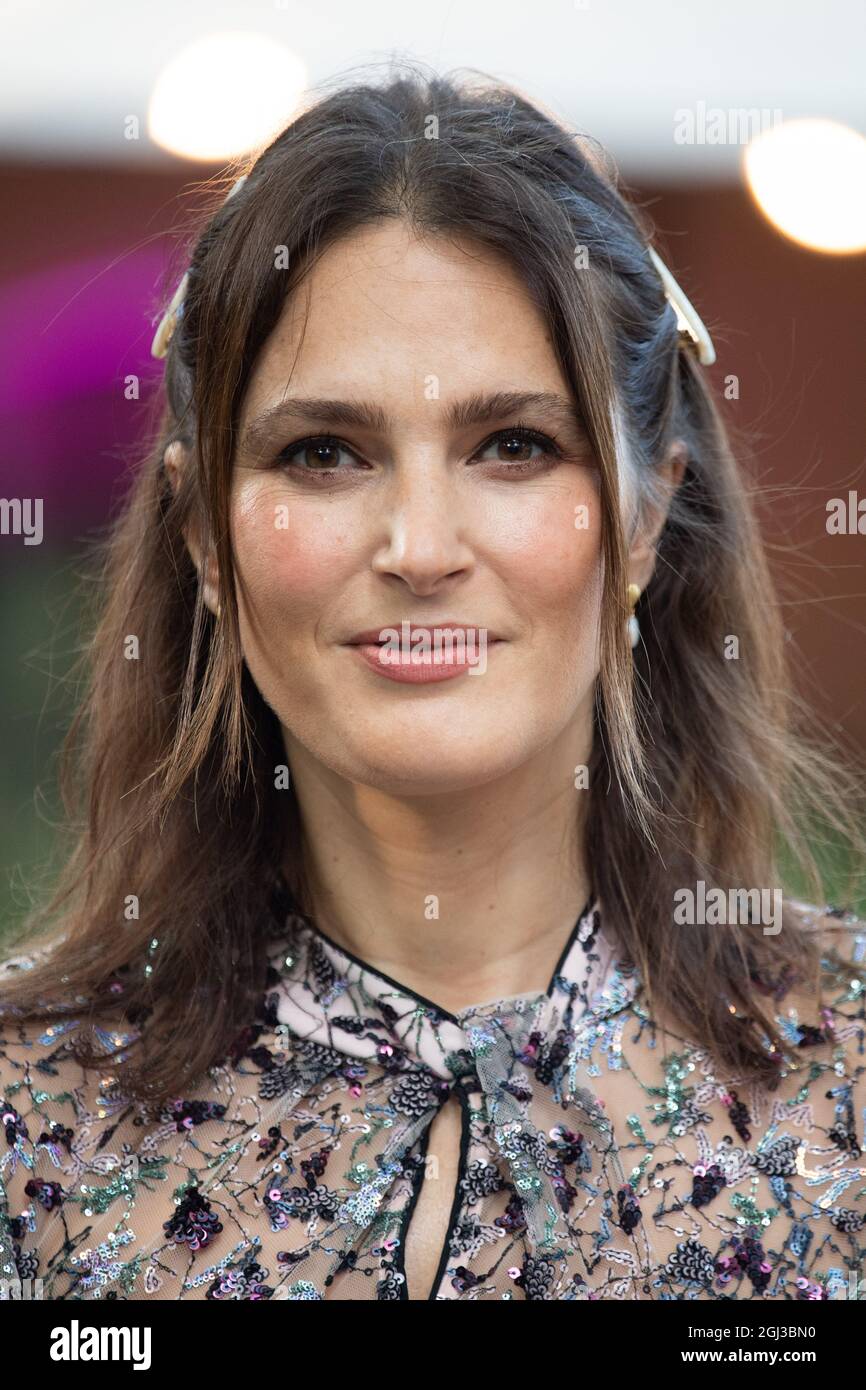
[{"x1": 0, "y1": 896, "x2": 863, "y2": 1300}]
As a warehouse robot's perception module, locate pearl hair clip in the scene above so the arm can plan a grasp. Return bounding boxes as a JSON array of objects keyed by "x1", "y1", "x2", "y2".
[
  {"x1": 647, "y1": 245, "x2": 716, "y2": 366},
  {"x1": 150, "y1": 173, "x2": 249, "y2": 359},
  {"x1": 150, "y1": 173, "x2": 715, "y2": 367}
]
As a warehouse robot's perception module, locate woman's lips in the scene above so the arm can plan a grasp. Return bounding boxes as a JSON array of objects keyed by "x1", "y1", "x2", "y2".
[{"x1": 344, "y1": 627, "x2": 502, "y2": 684}]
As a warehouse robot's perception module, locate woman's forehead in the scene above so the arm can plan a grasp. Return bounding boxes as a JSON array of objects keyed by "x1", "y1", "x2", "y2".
[{"x1": 240, "y1": 221, "x2": 572, "y2": 435}]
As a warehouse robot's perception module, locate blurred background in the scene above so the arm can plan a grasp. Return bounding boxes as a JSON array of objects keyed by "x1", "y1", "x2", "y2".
[{"x1": 1, "y1": 0, "x2": 864, "y2": 935}]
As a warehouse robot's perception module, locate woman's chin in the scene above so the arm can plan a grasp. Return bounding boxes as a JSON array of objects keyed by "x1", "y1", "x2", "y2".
[{"x1": 325, "y1": 734, "x2": 532, "y2": 797}]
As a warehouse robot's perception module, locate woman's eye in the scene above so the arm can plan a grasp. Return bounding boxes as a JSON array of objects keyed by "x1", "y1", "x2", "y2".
[
  {"x1": 277, "y1": 437, "x2": 358, "y2": 472},
  {"x1": 274, "y1": 426, "x2": 563, "y2": 479},
  {"x1": 473, "y1": 429, "x2": 559, "y2": 467}
]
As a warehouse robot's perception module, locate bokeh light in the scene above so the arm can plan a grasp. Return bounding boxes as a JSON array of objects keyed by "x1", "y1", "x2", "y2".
[
  {"x1": 148, "y1": 31, "x2": 307, "y2": 161},
  {"x1": 744, "y1": 117, "x2": 866, "y2": 254}
]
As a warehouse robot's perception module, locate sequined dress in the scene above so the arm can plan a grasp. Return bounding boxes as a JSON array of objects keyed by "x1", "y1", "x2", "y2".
[{"x1": 0, "y1": 890, "x2": 863, "y2": 1301}]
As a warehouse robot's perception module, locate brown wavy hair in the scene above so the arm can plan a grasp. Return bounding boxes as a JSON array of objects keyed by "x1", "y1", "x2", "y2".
[{"x1": 2, "y1": 61, "x2": 863, "y2": 1107}]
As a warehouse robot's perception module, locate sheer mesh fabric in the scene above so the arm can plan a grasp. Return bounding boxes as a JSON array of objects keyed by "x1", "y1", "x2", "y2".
[{"x1": 0, "y1": 894, "x2": 863, "y2": 1300}]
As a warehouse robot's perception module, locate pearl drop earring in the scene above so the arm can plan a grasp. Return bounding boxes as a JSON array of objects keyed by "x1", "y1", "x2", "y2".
[{"x1": 627, "y1": 583, "x2": 641, "y2": 649}]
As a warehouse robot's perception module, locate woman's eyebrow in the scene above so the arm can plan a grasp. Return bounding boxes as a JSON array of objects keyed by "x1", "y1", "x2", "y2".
[{"x1": 239, "y1": 390, "x2": 582, "y2": 456}]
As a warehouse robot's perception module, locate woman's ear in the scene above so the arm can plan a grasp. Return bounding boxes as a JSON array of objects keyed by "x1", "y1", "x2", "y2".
[
  {"x1": 627, "y1": 438, "x2": 687, "y2": 593},
  {"x1": 163, "y1": 441, "x2": 221, "y2": 618}
]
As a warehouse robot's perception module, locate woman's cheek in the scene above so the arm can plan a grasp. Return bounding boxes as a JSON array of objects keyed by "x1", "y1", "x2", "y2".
[
  {"x1": 231, "y1": 482, "x2": 356, "y2": 612},
  {"x1": 484, "y1": 480, "x2": 601, "y2": 609}
]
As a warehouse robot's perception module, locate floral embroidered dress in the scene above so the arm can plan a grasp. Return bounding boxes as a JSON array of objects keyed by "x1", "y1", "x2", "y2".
[{"x1": 0, "y1": 886, "x2": 864, "y2": 1301}]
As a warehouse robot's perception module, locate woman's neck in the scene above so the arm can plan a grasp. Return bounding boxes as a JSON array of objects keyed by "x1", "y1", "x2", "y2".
[{"x1": 281, "y1": 720, "x2": 593, "y2": 1016}]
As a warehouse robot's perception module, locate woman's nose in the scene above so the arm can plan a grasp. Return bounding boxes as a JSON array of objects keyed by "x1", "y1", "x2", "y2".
[{"x1": 370, "y1": 466, "x2": 475, "y2": 593}]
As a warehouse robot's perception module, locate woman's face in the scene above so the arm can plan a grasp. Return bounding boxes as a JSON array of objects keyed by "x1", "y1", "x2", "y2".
[{"x1": 229, "y1": 219, "x2": 603, "y2": 795}]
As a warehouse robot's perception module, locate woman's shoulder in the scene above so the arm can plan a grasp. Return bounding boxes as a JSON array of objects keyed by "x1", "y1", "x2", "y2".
[
  {"x1": 0, "y1": 936, "x2": 102, "y2": 1071},
  {"x1": 621, "y1": 895, "x2": 866, "y2": 1104},
  {"x1": 0, "y1": 937, "x2": 109, "y2": 1146},
  {"x1": 0, "y1": 939, "x2": 151, "y2": 1299},
  {"x1": 0, "y1": 938, "x2": 54, "y2": 981},
  {"x1": 783, "y1": 896, "x2": 865, "y2": 1003},
  {"x1": 731, "y1": 898, "x2": 865, "y2": 1072},
  {"x1": 776, "y1": 898, "x2": 865, "y2": 1086},
  {"x1": 786, "y1": 894, "x2": 865, "y2": 946},
  {"x1": 607, "y1": 899, "x2": 865, "y2": 1298},
  {"x1": 0, "y1": 948, "x2": 83, "y2": 1295}
]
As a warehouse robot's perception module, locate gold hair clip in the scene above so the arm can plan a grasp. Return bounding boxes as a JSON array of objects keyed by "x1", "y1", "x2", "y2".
[
  {"x1": 150, "y1": 270, "x2": 189, "y2": 359},
  {"x1": 150, "y1": 174, "x2": 249, "y2": 359},
  {"x1": 647, "y1": 246, "x2": 716, "y2": 366}
]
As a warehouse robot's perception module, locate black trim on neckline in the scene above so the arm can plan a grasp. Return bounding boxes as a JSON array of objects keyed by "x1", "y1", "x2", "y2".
[
  {"x1": 277, "y1": 872, "x2": 598, "y2": 1026},
  {"x1": 395, "y1": 1126, "x2": 432, "y2": 1300},
  {"x1": 426, "y1": 1082, "x2": 472, "y2": 1300},
  {"x1": 299, "y1": 912, "x2": 466, "y2": 1025},
  {"x1": 545, "y1": 893, "x2": 597, "y2": 994}
]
